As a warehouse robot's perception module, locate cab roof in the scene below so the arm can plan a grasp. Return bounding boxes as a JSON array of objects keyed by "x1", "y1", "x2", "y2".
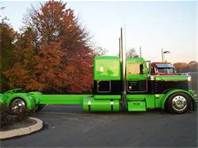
[{"x1": 127, "y1": 57, "x2": 145, "y2": 63}]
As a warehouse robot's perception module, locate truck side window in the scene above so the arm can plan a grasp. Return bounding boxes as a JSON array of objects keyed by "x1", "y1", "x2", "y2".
[
  {"x1": 97, "y1": 81, "x2": 111, "y2": 93},
  {"x1": 127, "y1": 63, "x2": 140, "y2": 74}
]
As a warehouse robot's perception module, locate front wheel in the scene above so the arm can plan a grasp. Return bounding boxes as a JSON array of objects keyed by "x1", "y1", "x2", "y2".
[{"x1": 165, "y1": 92, "x2": 192, "y2": 114}]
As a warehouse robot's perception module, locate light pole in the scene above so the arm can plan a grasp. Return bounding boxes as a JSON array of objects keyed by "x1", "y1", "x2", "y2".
[
  {"x1": 139, "y1": 46, "x2": 142, "y2": 58},
  {"x1": 161, "y1": 48, "x2": 170, "y2": 62}
]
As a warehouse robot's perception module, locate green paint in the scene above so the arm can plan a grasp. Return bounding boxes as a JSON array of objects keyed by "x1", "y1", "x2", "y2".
[
  {"x1": 82, "y1": 96, "x2": 91, "y2": 111},
  {"x1": 127, "y1": 57, "x2": 145, "y2": 63},
  {"x1": 3, "y1": 93, "x2": 36, "y2": 110},
  {"x1": 154, "y1": 75, "x2": 188, "y2": 81},
  {"x1": 127, "y1": 74, "x2": 148, "y2": 80},
  {"x1": 128, "y1": 101, "x2": 146, "y2": 111},
  {"x1": 155, "y1": 94, "x2": 165, "y2": 108},
  {"x1": 94, "y1": 95, "x2": 121, "y2": 100},
  {"x1": 82, "y1": 96, "x2": 120, "y2": 112},
  {"x1": 91, "y1": 100, "x2": 112, "y2": 111},
  {"x1": 127, "y1": 94, "x2": 164, "y2": 109},
  {"x1": 94, "y1": 56, "x2": 121, "y2": 80},
  {"x1": 29, "y1": 92, "x2": 42, "y2": 105},
  {"x1": 0, "y1": 94, "x2": 4, "y2": 105},
  {"x1": 38, "y1": 94, "x2": 90, "y2": 105}
]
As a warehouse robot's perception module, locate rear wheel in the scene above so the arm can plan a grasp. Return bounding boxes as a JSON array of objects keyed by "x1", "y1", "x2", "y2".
[
  {"x1": 165, "y1": 92, "x2": 192, "y2": 114},
  {"x1": 9, "y1": 98, "x2": 26, "y2": 115}
]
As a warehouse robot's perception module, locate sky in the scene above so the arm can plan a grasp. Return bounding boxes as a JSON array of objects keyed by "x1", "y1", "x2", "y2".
[{"x1": 1, "y1": 0, "x2": 197, "y2": 63}]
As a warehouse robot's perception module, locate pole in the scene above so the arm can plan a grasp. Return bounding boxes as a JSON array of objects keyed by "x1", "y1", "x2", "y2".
[
  {"x1": 119, "y1": 37, "x2": 122, "y2": 63},
  {"x1": 120, "y1": 27, "x2": 126, "y2": 111},
  {"x1": 139, "y1": 46, "x2": 142, "y2": 58},
  {"x1": 161, "y1": 48, "x2": 164, "y2": 62}
]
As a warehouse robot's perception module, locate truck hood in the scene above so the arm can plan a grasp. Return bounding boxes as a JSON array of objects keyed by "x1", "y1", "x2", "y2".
[{"x1": 153, "y1": 75, "x2": 188, "y2": 81}]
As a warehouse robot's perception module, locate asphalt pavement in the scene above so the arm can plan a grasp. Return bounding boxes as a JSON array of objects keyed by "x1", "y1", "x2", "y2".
[{"x1": 1, "y1": 105, "x2": 198, "y2": 147}]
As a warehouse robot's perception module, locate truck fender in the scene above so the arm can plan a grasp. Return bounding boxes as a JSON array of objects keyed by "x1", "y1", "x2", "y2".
[
  {"x1": 161, "y1": 89, "x2": 194, "y2": 109},
  {"x1": 5, "y1": 93, "x2": 37, "y2": 111}
]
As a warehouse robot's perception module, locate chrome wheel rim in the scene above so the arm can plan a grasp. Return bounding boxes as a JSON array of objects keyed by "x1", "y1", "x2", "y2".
[
  {"x1": 10, "y1": 99, "x2": 26, "y2": 114},
  {"x1": 172, "y1": 95, "x2": 187, "y2": 112}
]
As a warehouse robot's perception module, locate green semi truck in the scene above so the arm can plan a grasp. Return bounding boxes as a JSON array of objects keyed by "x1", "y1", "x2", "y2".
[{"x1": 0, "y1": 29, "x2": 197, "y2": 114}]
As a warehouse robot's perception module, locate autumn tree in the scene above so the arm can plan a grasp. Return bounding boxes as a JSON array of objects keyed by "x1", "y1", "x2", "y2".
[
  {"x1": 0, "y1": 23, "x2": 16, "y2": 70},
  {"x1": 188, "y1": 61, "x2": 198, "y2": 72},
  {"x1": 3, "y1": 27, "x2": 41, "y2": 90},
  {"x1": 174, "y1": 63, "x2": 188, "y2": 73},
  {"x1": 26, "y1": 0, "x2": 93, "y2": 92},
  {"x1": 174, "y1": 61, "x2": 198, "y2": 73},
  {"x1": 3, "y1": 0, "x2": 102, "y2": 92},
  {"x1": 0, "y1": 22, "x2": 17, "y2": 90}
]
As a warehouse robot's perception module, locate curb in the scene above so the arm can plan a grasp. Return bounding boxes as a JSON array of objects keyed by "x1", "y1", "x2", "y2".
[{"x1": 0, "y1": 117, "x2": 43, "y2": 140}]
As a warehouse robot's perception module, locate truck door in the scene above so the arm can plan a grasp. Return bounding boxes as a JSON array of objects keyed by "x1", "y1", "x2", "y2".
[{"x1": 126, "y1": 59, "x2": 148, "y2": 93}]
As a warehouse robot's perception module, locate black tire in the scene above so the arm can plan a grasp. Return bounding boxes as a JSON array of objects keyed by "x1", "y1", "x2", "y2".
[
  {"x1": 9, "y1": 98, "x2": 27, "y2": 115},
  {"x1": 35, "y1": 105, "x2": 46, "y2": 112},
  {"x1": 165, "y1": 92, "x2": 192, "y2": 114}
]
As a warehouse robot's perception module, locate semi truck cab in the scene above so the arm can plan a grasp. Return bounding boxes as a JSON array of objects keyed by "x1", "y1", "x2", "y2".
[{"x1": 93, "y1": 56, "x2": 195, "y2": 113}]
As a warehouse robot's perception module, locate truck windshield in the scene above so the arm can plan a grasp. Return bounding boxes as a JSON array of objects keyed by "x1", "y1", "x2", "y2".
[{"x1": 156, "y1": 64, "x2": 175, "y2": 74}]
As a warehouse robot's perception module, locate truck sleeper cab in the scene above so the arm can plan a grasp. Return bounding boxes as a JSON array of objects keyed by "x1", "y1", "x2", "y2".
[{"x1": 92, "y1": 56, "x2": 195, "y2": 113}]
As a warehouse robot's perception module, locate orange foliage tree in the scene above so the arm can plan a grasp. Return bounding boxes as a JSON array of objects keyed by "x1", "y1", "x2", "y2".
[
  {"x1": 0, "y1": 22, "x2": 17, "y2": 90},
  {"x1": 3, "y1": 0, "x2": 96, "y2": 93},
  {"x1": 174, "y1": 61, "x2": 198, "y2": 73}
]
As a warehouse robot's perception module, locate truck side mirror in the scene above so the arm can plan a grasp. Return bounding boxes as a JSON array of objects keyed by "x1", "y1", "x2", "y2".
[
  {"x1": 146, "y1": 61, "x2": 151, "y2": 74},
  {"x1": 140, "y1": 64, "x2": 143, "y2": 74}
]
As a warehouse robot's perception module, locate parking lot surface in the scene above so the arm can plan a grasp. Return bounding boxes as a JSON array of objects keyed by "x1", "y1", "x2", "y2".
[{"x1": 1, "y1": 105, "x2": 197, "y2": 147}]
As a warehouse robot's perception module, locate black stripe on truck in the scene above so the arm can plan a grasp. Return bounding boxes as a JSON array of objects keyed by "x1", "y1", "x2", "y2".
[
  {"x1": 148, "y1": 80, "x2": 189, "y2": 94},
  {"x1": 93, "y1": 80, "x2": 189, "y2": 94},
  {"x1": 126, "y1": 80, "x2": 189, "y2": 94},
  {"x1": 93, "y1": 80, "x2": 123, "y2": 94}
]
